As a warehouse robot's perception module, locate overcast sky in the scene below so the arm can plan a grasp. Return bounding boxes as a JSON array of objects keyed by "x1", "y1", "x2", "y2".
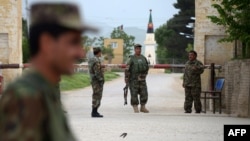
[{"x1": 22, "y1": 0, "x2": 179, "y2": 30}]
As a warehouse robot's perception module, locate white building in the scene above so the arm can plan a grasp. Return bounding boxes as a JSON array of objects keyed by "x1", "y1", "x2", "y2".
[{"x1": 144, "y1": 9, "x2": 156, "y2": 64}]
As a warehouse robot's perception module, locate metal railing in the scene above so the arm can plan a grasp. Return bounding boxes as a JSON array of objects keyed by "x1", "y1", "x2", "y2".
[
  {"x1": 0, "y1": 63, "x2": 222, "y2": 69},
  {"x1": 0, "y1": 63, "x2": 221, "y2": 95}
]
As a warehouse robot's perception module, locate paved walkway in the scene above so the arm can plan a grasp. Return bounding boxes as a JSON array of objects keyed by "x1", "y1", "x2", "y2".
[{"x1": 62, "y1": 73, "x2": 250, "y2": 141}]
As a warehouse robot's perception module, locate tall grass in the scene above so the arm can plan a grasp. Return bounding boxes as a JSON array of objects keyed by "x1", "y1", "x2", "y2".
[{"x1": 60, "y1": 72, "x2": 119, "y2": 91}]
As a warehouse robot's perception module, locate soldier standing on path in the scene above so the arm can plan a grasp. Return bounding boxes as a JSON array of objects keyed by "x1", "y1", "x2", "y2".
[
  {"x1": 88, "y1": 48, "x2": 105, "y2": 118},
  {"x1": 125, "y1": 44, "x2": 150, "y2": 113},
  {"x1": 0, "y1": 2, "x2": 95, "y2": 141},
  {"x1": 183, "y1": 50, "x2": 204, "y2": 113}
]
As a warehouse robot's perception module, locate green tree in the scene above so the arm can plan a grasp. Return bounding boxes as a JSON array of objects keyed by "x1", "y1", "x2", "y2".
[
  {"x1": 155, "y1": 0, "x2": 195, "y2": 62},
  {"x1": 82, "y1": 36, "x2": 97, "y2": 62},
  {"x1": 22, "y1": 37, "x2": 30, "y2": 63},
  {"x1": 102, "y1": 45, "x2": 114, "y2": 64},
  {"x1": 156, "y1": 46, "x2": 168, "y2": 64},
  {"x1": 155, "y1": 23, "x2": 174, "y2": 47},
  {"x1": 22, "y1": 18, "x2": 28, "y2": 38},
  {"x1": 155, "y1": 23, "x2": 173, "y2": 63},
  {"x1": 22, "y1": 18, "x2": 30, "y2": 63},
  {"x1": 110, "y1": 28, "x2": 135, "y2": 62},
  {"x1": 208, "y1": 0, "x2": 250, "y2": 58},
  {"x1": 96, "y1": 36, "x2": 105, "y2": 47},
  {"x1": 82, "y1": 36, "x2": 97, "y2": 52},
  {"x1": 95, "y1": 36, "x2": 114, "y2": 64},
  {"x1": 185, "y1": 43, "x2": 193, "y2": 53}
]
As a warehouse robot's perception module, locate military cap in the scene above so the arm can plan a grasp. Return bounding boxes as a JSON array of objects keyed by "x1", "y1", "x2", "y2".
[
  {"x1": 134, "y1": 44, "x2": 142, "y2": 48},
  {"x1": 93, "y1": 47, "x2": 102, "y2": 54},
  {"x1": 93, "y1": 47, "x2": 101, "y2": 52},
  {"x1": 30, "y1": 2, "x2": 97, "y2": 32}
]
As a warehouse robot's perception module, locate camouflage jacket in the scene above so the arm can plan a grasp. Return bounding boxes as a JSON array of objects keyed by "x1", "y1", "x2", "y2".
[
  {"x1": 0, "y1": 69, "x2": 75, "y2": 141},
  {"x1": 183, "y1": 59, "x2": 204, "y2": 88},
  {"x1": 125, "y1": 55, "x2": 149, "y2": 82},
  {"x1": 88, "y1": 56, "x2": 104, "y2": 82}
]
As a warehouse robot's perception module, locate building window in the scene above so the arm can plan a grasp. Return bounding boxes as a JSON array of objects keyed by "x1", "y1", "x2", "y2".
[{"x1": 110, "y1": 42, "x2": 118, "y2": 48}]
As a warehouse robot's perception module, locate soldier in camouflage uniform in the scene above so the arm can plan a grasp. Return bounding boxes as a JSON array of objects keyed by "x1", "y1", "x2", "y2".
[
  {"x1": 88, "y1": 48, "x2": 105, "y2": 118},
  {"x1": 125, "y1": 44, "x2": 149, "y2": 113},
  {"x1": 183, "y1": 50, "x2": 204, "y2": 113},
  {"x1": 0, "y1": 2, "x2": 95, "y2": 141},
  {"x1": 55, "y1": 83, "x2": 67, "y2": 113}
]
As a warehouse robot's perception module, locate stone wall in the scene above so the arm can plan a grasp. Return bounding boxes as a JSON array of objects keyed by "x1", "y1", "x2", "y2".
[
  {"x1": 224, "y1": 60, "x2": 250, "y2": 117},
  {"x1": 194, "y1": 0, "x2": 234, "y2": 65},
  {"x1": 0, "y1": 0, "x2": 22, "y2": 87},
  {"x1": 194, "y1": 0, "x2": 234, "y2": 103}
]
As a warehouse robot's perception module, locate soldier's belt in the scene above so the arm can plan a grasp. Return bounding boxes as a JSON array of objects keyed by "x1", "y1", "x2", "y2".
[{"x1": 138, "y1": 74, "x2": 147, "y2": 81}]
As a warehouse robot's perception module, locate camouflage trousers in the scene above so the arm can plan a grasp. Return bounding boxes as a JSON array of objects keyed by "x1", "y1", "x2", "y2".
[
  {"x1": 91, "y1": 80, "x2": 104, "y2": 108},
  {"x1": 129, "y1": 80, "x2": 148, "y2": 105},
  {"x1": 184, "y1": 86, "x2": 202, "y2": 112}
]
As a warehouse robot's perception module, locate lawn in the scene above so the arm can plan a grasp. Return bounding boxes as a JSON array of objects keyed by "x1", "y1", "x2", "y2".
[{"x1": 60, "y1": 72, "x2": 120, "y2": 91}]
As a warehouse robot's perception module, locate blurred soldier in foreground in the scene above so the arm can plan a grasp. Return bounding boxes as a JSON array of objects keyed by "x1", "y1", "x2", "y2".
[
  {"x1": 88, "y1": 48, "x2": 105, "y2": 118},
  {"x1": 125, "y1": 44, "x2": 149, "y2": 113},
  {"x1": 183, "y1": 50, "x2": 204, "y2": 113},
  {"x1": 0, "y1": 2, "x2": 96, "y2": 141}
]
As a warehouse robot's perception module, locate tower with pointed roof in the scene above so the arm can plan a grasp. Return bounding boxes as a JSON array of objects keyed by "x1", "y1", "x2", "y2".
[{"x1": 144, "y1": 9, "x2": 156, "y2": 64}]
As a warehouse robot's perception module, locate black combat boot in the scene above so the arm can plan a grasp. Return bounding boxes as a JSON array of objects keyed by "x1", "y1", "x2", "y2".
[
  {"x1": 185, "y1": 110, "x2": 192, "y2": 113},
  {"x1": 195, "y1": 110, "x2": 201, "y2": 114},
  {"x1": 91, "y1": 107, "x2": 103, "y2": 118}
]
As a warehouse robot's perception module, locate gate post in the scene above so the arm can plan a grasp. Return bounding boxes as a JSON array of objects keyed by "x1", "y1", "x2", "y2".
[
  {"x1": 211, "y1": 63, "x2": 215, "y2": 91},
  {"x1": 0, "y1": 62, "x2": 3, "y2": 95},
  {"x1": 210, "y1": 63, "x2": 215, "y2": 112}
]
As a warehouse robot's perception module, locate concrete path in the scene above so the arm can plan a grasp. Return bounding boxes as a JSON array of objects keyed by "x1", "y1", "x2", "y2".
[{"x1": 62, "y1": 73, "x2": 250, "y2": 141}]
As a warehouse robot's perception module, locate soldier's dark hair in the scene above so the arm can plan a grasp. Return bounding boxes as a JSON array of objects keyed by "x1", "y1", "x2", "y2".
[
  {"x1": 93, "y1": 48, "x2": 101, "y2": 55},
  {"x1": 29, "y1": 23, "x2": 77, "y2": 57},
  {"x1": 189, "y1": 50, "x2": 197, "y2": 57}
]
